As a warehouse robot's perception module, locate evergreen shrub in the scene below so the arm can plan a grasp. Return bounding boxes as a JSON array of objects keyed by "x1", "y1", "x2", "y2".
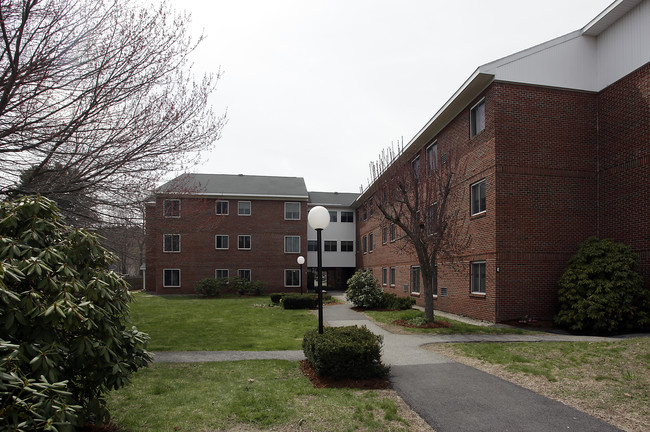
[
  {"x1": 282, "y1": 294, "x2": 318, "y2": 309},
  {"x1": 194, "y1": 278, "x2": 222, "y2": 297},
  {"x1": 345, "y1": 270, "x2": 383, "y2": 308}
]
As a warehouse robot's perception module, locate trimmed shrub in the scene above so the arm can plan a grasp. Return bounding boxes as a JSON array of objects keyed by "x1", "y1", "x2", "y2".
[
  {"x1": 194, "y1": 278, "x2": 222, "y2": 297},
  {"x1": 302, "y1": 326, "x2": 389, "y2": 379},
  {"x1": 555, "y1": 237, "x2": 650, "y2": 334},
  {"x1": 270, "y1": 293, "x2": 286, "y2": 304},
  {"x1": 345, "y1": 270, "x2": 384, "y2": 308},
  {"x1": 0, "y1": 196, "x2": 152, "y2": 429},
  {"x1": 381, "y1": 293, "x2": 416, "y2": 310},
  {"x1": 282, "y1": 294, "x2": 318, "y2": 309}
]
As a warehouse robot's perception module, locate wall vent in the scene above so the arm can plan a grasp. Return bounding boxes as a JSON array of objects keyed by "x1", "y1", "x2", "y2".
[
  {"x1": 403, "y1": 284, "x2": 409, "y2": 293},
  {"x1": 441, "y1": 287, "x2": 448, "y2": 297}
]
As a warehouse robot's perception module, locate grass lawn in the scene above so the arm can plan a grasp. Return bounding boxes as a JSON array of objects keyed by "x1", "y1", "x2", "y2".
[
  {"x1": 108, "y1": 360, "x2": 425, "y2": 432},
  {"x1": 429, "y1": 338, "x2": 650, "y2": 432},
  {"x1": 129, "y1": 293, "x2": 317, "y2": 351},
  {"x1": 363, "y1": 308, "x2": 534, "y2": 334}
]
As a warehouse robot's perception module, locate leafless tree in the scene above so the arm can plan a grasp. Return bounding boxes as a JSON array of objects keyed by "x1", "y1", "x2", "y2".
[
  {"x1": 370, "y1": 145, "x2": 470, "y2": 321},
  {"x1": 0, "y1": 0, "x2": 226, "y2": 226}
]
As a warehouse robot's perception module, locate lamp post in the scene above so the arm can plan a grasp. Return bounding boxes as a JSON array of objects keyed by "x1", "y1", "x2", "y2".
[
  {"x1": 308, "y1": 205, "x2": 329, "y2": 334},
  {"x1": 297, "y1": 255, "x2": 305, "y2": 295}
]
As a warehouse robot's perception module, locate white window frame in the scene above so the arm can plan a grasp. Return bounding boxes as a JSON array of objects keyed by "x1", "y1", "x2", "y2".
[
  {"x1": 471, "y1": 261, "x2": 487, "y2": 294},
  {"x1": 238, "y1": 201, "x2": 251, "y2": 216},
  {"x1": 390, "y1": 267, "x2": 396, "y2": 286},
  {"x1": 215, "y1": 235, "x2": 229, "y2": 250},
  {"x1": 215, "y1": 269, "x2": 229, "y2": 280},
  {"x1": 426, "y1": 141, "x2": 438, "y2": 172},
  {"x1": 163, "y1": 234, "x2": 180, "y2": 253},
  {"x1": 284, "y1": 269, "x2": 301, "y2": 287},
  {"x1": 284, "y1": 236, "x2": 300, "y2": 253},
  {"x1": 163, "y1": 269, "x2": 180, "y2": 288},
  {"x1": 238, "y1": 269, "x2": 251, "y2": 281},
  {"x1": 285, "y1": 202, "x2": 300, "y2": 220},
  {"x1": 382, "y1": 268, "x2": 388, "y2": 286},
  {"x1": 216, "y1": 201, "x2": 229, "y2": 215},
  {"x1": 471, "y1": 179, "x2": 486, "y2": 216},
  {"x1": 324, "y1": 240, "x2": 337, "y2": 252},
  {"x1": 470, "y1": 98, "x2": 486, "y2": 138},
  {"x1": 368, "y1": 232, "x2": 374, "y2": 252},
  {"x1": 410, "y1": 266, "x2": 421, "y2": 295},
  {"x1": 238, "y1": 235, "x2": 251, "y2": 250},
  {"x1": 163, "y1": 199, "x2": 180, "y2": 218}
]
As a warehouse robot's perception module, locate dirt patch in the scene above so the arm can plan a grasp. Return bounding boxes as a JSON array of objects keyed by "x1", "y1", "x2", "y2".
[{"x1": 300, "y1": 359, "x2": 390, "y2": 389}]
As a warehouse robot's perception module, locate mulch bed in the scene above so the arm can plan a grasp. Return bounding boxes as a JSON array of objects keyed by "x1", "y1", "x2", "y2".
[
  {"x1": 391, "y1": 319, "x2": 452, "y2": 329},
  {"x1": 500, "y1": 319, "x2": 560, "y2": 331},
  {"x1": 300, "y1": 360, "x2": 390, "y2": 389}
]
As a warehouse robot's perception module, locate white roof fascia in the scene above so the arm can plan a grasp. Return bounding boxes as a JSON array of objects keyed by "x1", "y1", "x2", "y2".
[{"x1": 583, "y1": 0, "x2": 643, "y2": 36}]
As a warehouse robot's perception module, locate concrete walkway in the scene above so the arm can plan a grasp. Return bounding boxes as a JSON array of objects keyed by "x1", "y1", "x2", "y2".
[{"x1": 152, "y1": 299, "x2": 637, "y2": 432}]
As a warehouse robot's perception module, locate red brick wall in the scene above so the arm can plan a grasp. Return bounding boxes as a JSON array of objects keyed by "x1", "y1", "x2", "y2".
[
  {"x1": 145, "y1": 196, "x2": 308, "y2": 294},
  {"x1": 598, "y1": 62, "x2": 650, "y2": 288}
]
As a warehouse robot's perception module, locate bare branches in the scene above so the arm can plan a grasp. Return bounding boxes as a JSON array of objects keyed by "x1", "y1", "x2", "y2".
[{"x1": 0, "y1": 0, "x2": 226, "y2": 227}]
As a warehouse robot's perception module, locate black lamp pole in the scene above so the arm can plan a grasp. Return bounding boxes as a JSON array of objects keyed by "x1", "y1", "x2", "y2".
[{"x1": 316, "y1": 228, "x2": 324, "y2": 334}]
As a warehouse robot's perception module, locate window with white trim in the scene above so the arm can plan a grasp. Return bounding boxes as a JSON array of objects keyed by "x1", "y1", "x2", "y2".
[
  {"x1": 329, "y1": 211, "x2": 337, "y2": 222},
  {"x1": 471, "y1": 261, "x2": 486, "y2": 294},
  {"x1": 471, "y1": 179, "x2": 486, "y2": 215},
  {"x1": 215, "y1": 235, "x2": 229, "y2": 250},
  {"x1": 390, "y1": 223, "x2": 396, "y2": 242},
  {"x1": 426, "y1": 141, "x2": 438, "y2": 172},
  {"x1": 238, "y1": 235, "x2": 251, "y2": 250},
  {"x1": 362, "y1": 236, "x2": 367, "y2": 253},
  {"x1": 163, "y1": 269, "x2": 180, "y2": 288},
  {"x1": 238, "y1": 269, "x2": 251, "y2": 281},
  {"x1": 470, "y1": 99, "x2": 485, "y2": 138},
  {"x1": 163, "y1": 234, "x2": 180, "y2": 252},
  {"x1": 285, "y1": 269, "x2": 300, "y2": 287},
  {"x1": 341, "y1": 240, "x2": 354, "y2": 252},
  {"x1": 368, "y1": 233, "x2": 374, "y2": 252},
  {"x1": 382, "y1": 268, "x2": 387, "y2": 286},
  {"x1": 410, "y1": 266, "x2": 421, "y2": 295},
  {"x1": 341, "y1": 211, "x2": 354, "y2": 223},
  {"x1": 324, "y1": 241, "x2": 337, "y2": 252},
  {"x1": 163, "y1": 199, "x2": 180, "y2": 218},
  {"x1": 285, "y1": 202, "x2": 300, "y2": 220},
  {"x1": 215, "y1": 269, "x2": 229, "y2": 280},
  {"x1": 216, "y1": 201, "x2": 229, "y2": 215},
  {"x1": 285, "y1": 236, "x2": 300, "y2": 253},
  {"x1": 238, "y1": 201, "x2": 251, "y2": 216}
]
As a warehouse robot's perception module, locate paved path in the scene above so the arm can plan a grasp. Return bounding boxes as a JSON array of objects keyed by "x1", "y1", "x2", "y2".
[{"x1": 152, "y1": 300, "x2": 640, "y2": 432}]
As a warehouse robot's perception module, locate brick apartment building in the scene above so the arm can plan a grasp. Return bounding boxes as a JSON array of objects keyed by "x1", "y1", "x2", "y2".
[
  {"x1": 145, "y1": 0, "x2": 648, "y2": 322},
  {"x1": 356, "y1": 0, "x2": 650, "y2": 322}
]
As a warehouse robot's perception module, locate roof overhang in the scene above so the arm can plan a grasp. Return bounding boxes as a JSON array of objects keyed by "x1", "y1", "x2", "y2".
[{"x1": 583, "y1": 0, "x2": 643, "y2": 36}]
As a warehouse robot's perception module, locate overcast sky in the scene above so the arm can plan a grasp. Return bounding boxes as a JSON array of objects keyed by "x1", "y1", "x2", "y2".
[{"x1": 165, "y1": 0, "x2": 614, "y2": 193}]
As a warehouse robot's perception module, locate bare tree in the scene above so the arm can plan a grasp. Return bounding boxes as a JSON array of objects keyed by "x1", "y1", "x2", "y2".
[
  {"x1": 370, "y1": 145, "x2": 470, "y2": 322},
  {"x1": 0, "y1": 0, "x2": 226, "y2": 226}
]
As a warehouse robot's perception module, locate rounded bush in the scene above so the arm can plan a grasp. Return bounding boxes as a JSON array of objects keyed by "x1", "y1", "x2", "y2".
[
  {"x1": 194, "y1": 278, "x2": 222, "y2": 297},
  {"x1": 345, "y1": 270, "x2": 383, "y2": 308},
  {"x1": 555, "y1": 237, "x2": 649, "y2": 334}
]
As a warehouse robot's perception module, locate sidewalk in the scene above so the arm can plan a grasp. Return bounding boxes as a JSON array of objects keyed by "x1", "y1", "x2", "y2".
[{"x1": 322, "y1": 300, "x2": 623, "y2": 432}]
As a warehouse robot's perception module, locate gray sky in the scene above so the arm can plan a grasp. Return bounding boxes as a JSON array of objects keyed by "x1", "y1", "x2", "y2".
[{"x1": 166, "y1": 0, "x2": 614, "y2": 193}]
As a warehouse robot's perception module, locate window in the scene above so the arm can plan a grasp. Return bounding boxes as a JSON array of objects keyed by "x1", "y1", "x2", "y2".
[
  {"x1": 163, "y1": 199, "x2": 180, "y2": 218},
  {"x1": 390, "y1": 223, "x2": 396, "y2": 242},
  {"x1": 329, "y1": 211, "x2": 337, "y2": 222},
  {"x1": 341, "y1": 241, "x2": 354, "y2": 252},
  {"x1": 362, "y1": 236, "x2": 367, "y2": 253},
  {"x1": 341, "y1": 211, "x2": 354, "y2": 223},
  {"x1": 308, "y1": 240, "x2": 318, "y2": 251},
  {"x1": 471, "y1": 179, "x2": 486, "y2": 215},
  {"x1": 285, "y1": 269, "x2": 300, "y2": 287},
  {"x1": 470, "y1": 99, "x2": 485, "y2": 138},
  {"x1": 238, "y1": 235, "x2": 251, "y2": 250},
  {"x1": 285, "y1": 202, "x2": 300, "y2": 220},
  {"x1": 368, "y1": 233, "x2": 374, "y2": 252},
  {"x1": 382, "y1": 227, "x2": 387, "y2": 244},
  {"x1": 216, "y1": 201, "x2": 229, "y2": 215},
  {"x1": 215, "y1": 235, "x2": 229, "y2": 250},
  {"x1": 412, "y1": 155, "x2": 421, "y2": 178},
  {"x1": 238, "y1": 269, "x2": 251, "y2": 281},
  {"x1": 163, "y1": 234, "x2": 180, "y2": 252},
  {"x1": 215, "y1": 269, "x2": 229, "y2": 280},
  {"x1": 163, "y1": 269, "x2": 180, "y2": 288},
  {"x1": 471, "y1": 261, "x2": 486, "y2": 294},
  {"x1": 382, "y1": 268, "x2": 387, "y2": 286},
  {"x1": 426, "y1": 141, "x2": 438, "y2": 172},
  {"x1": 238, "y1": 201, "x2": 251, "y2": 216},
  {"x1": 362, "y1": 209, "x2": 367, "y2": 221},
  {"x1": 285, "y1": 236, "x2": 300, "y2": 253},
  {"x1": 324, "y1": 241, "x2": 337, "y2": 252},
  {"x1": 410, "y1": 266, "x2": 421, "y2": 295},
  {"x1": 390, "y1": 267, "x2": 396, "y2": 286}
]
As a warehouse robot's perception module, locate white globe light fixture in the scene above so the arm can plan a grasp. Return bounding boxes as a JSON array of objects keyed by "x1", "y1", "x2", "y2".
[
  {"x1": 308, "y1": 205, "x2": 329, "y2": 333},
  {"x1": 297, "y1": 256, "x2": 305, "y2": 294}
]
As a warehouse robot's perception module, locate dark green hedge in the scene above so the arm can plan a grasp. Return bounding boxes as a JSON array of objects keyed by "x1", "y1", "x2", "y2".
[
  {"x1": 282, "y1": 294, "x2": 318, "y2": 309},
  {"x1": 302, "y1": 326, "x2": 389, "y2": 379}
]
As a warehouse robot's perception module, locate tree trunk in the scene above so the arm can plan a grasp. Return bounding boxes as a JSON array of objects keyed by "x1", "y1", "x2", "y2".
[{"x1": 422, "y1": 264, "x2": 437, "y2": 322}]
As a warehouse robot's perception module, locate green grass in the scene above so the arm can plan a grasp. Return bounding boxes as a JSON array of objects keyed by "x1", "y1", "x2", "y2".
[
  {"x1": 445, "y1": 338, "x2": 650, "y2": 430},
  {"x1": 363, "y1": 308, "x2": 534, "y2": 334},
  {"x1": 129, "y1": 293, "x2": 317, "y2": 351},
  {"x1": 108, "y1": 360, "x2": 412, "y2": 432}
]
